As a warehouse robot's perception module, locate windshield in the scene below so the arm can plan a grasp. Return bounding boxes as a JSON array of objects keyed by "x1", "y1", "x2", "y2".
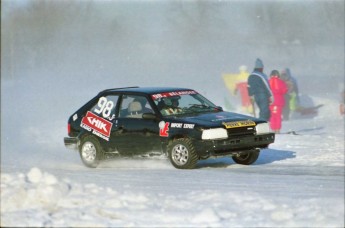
[{"x1": 151, "y1": 90, "x2": 218, "y2": 116}]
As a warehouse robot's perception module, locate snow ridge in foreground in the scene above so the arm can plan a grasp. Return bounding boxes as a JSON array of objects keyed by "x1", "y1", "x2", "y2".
[{"x1": 1, "y1": 167, "x2": 343, "y2": 227}]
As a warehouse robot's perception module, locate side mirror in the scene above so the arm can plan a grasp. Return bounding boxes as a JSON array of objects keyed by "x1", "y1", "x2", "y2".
[
  {"x1": 142, "y1": 112, "x2": 157, "y2": 120},
  {"x1": 215, "y1": 106, "x2": 223, "y2": 111}
]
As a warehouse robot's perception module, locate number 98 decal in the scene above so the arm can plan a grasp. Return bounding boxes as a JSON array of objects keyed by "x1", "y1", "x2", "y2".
[{"x1": 94, "y1": 97, "x2": 114, "y2": 118}]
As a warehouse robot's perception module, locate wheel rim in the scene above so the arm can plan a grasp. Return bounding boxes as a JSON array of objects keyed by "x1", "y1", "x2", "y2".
[
  {"x1": 172, "y1": 144, "x2": 189, "y2": 166},
  {"x1": 81, "y1": 142, "x2": 97, "y2": 163}
]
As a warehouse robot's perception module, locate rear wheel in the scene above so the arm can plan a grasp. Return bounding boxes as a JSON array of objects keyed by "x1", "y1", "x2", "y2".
[
  {"x1": 167, "y1": 138, "x2": 198, "y2": 169},
  {"x1": 232, "y1": 150, "x2": 260, "y2": 165},
  {"x1": 79, "y1": 135, "x2": 104, "y2": 168}
]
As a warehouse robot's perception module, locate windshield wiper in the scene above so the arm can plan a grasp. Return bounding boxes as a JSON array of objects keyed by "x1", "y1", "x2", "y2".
[{"x1": 188, "y1": 104, "x2": 211, "y2": 109}]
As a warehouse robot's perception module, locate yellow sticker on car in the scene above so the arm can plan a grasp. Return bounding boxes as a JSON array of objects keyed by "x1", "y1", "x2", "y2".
[{"x1": 222, "y1": 120, "x2": 256, "y2": 129}]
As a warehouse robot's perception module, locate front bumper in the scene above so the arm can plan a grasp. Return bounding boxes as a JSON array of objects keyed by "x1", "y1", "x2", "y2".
[
  {"x1": 64, "y1": 137, "x2": 79, "y2": 150},
  {"x1": 194, "y1": 133, "x2": 275, "y2": 157}
]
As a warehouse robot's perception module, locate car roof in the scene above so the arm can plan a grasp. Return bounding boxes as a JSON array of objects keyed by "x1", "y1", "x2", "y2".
[{"x1": 99, "y1": 86, "x2": 193, "y2": 95}]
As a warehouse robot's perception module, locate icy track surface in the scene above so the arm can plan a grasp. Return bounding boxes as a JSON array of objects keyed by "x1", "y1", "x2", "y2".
[
  {"x1": 1, "y1": 96, "x2": 344, "y2": 227},
  {"x1": 2, "y1": 1, "x2": 344, "y2": 226}
]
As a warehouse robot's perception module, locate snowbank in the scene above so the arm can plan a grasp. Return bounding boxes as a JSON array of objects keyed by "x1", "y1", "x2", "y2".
[{"x1": 1, "y1": 166, "x2": 343, "y2": 227}]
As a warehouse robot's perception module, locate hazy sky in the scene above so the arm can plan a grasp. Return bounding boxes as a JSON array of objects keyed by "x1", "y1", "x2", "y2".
[{"x1": 1, "y1": 0, "x2": 344, "y2": 103}]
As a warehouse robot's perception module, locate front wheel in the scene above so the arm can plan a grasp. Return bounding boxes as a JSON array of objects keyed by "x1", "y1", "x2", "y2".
[
  {"x1": 79, "y1": 135, "x2": 104, "y2": 168},
  {"x1": 232, "y1": 150, "x2": 260, "y2": 165},
  {"x1": 167, "y1": 138, "x2": 198, "y2": 169}
]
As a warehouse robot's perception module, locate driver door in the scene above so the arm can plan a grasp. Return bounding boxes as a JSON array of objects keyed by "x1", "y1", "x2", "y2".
[{"x1": 110, "y1": 94, "x2": 161, "y2": 156}]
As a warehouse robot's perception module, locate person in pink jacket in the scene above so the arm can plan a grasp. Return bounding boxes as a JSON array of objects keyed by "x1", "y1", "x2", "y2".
[{"x1": 269, "y1": 70, "x2": 288, "y2": 133}]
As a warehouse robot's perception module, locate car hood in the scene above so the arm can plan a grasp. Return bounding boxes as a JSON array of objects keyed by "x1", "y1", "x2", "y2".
[{"x1": 181, "y1": 111, "x2": 262, "y2": 127}]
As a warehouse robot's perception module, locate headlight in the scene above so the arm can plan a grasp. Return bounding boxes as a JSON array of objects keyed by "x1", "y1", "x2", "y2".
[
  {"x1": 202, "y1": 128, "x2": 228, "y2": 140},
  {"x1": 255, "y1": 123, "x2": 271, "y2": 135}
]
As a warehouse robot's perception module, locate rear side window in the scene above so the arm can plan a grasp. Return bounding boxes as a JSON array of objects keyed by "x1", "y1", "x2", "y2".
[{"x1": 90, "y1": 95, "x2": 119, "y2": 121}]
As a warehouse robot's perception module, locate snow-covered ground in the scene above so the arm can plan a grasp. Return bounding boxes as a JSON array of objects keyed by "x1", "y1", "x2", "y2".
[
  {"x1": 1, "y1": 94, "x2": 344, "y2": 227},
  {"x1": 1, "y1": 0, "x2": 344, "y2": 227}
]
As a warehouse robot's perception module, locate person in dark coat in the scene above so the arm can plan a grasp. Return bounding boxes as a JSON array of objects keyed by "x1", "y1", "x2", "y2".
[
  {"x1": 280, "y1": 68, "x2": 299, "y2": 120},
  {"x1": 247, "y1": 58, "x2": 273, "y2": 121}
]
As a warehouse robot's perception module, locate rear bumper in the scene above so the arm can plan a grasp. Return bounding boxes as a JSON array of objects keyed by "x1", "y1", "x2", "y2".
[
  {"x1": 64, "y1": 137, "x2": 79, "y2": 150},
  {"x1": 194, "y1": 133, "x2": 275, "y2": 157}
]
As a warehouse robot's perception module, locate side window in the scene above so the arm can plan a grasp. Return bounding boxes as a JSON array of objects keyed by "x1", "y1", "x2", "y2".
[
  {"x1": 119, "y1": 95, "x2": 153, "y2": 118},
  {"x1": 91, "y1": 95, "x2": 119, "y2": 121}
]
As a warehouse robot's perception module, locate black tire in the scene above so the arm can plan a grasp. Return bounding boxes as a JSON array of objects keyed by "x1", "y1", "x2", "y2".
[
  {"x1": 232, "y1": 150, "x2": 260, "y2": 165},
  {"x1": 167, "y1": 138, "x2": 198, "y2": 169},
  {"x1": 79, "y1": 135, "x2": 104, "y2": 168}
]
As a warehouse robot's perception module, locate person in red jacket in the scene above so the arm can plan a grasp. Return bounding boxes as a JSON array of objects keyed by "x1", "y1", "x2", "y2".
[{"x1": 269, "y1": 70, "x2": 288, "y2": 133}]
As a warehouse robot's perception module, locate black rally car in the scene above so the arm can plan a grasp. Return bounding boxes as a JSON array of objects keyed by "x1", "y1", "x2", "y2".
[{"x1": 64, "y1": 87, "x2": 275, "y2": 169}]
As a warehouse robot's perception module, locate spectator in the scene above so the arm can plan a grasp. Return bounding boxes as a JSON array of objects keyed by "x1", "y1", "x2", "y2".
[
  {"x1": 247, "y1": 58, "x2": 273, "y2": 121},
  {"x1": 340, "y1": 85, "x2": 345, "y2": 116},
  {"x1": 269, "y1": 70, "x2": 288, "y2": 133},
  {"x1": 280, "y1": 68, "x2": 299, "y2": 120},
  {"x1": 234, "y1": 65, "x2": 253, "y2": 114}
]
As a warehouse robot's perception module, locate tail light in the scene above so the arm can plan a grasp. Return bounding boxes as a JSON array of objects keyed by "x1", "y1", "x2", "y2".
[{"x1": 67, "y1": 123, "x2": 71, "y2": 135}]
